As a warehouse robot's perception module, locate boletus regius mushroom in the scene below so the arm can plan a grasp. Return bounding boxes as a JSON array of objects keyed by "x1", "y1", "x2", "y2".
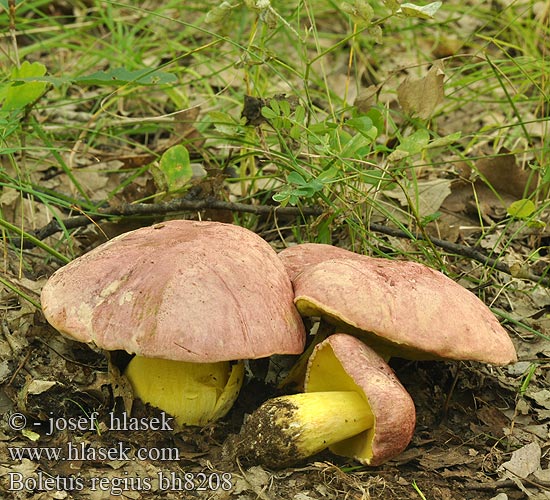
[
  {"x1": 279, "y1": 244, "x2": 517, "y2": 365},
  {"x1": 41, "y1": 220, "x2": 305, "y2": 426},
  {"x1": 230, "y1": 333, "x2": 415, "y2": 468}
]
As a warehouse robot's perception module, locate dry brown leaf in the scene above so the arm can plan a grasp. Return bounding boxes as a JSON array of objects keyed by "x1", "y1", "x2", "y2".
[
  {"x1": 474, "y1": 150, "x2": 539, "y2": 198},
  {"x1": 384, "y1": 178, "x2": 452, "y2": 217},
  {"x1": 418, "y1": 447, "x2": 478, "y2": 470},
  {"x1": 498, "y1": 441, "x2": 541, "y2": 479},
  {"x1": 476, "y1": 406, "x2": 509, "y2": 438},
  {"x1": 354, "y1": 84, "x2": 381, "y2": 112},
  {"x1": 440, "y1": 150, "x2": 544, "y2": 231},
  {"x1": 397, "y1": 61, "x2": 445, "y2": 119}
]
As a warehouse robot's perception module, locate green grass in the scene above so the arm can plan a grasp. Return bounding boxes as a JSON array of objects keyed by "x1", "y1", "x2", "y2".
[{"x1": 1, "y1": 0, "x2": 548, "y2": 289}]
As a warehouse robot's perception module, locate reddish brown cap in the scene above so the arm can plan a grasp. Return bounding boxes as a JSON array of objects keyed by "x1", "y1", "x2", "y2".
[
  {"x1": 41, "y1": 220, "x2": 305, "y2": 362},
  {"x1": 278, "y1": 243, "x2": 363, "y2": 281},
  {"x1": 294, "y1": 255, "x2": 517, "y2": 365},
  {"x1": 306, "y1": 333, "x2": 416, "y2": 465}
]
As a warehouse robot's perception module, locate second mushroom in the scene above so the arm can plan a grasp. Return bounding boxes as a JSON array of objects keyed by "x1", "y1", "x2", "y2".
[
  {"x1": 231, "y1": 333, "x2": 416, "y2": 468},
  {"x1": 231, "y1": 242, "x2": 517, "y2": 467}
]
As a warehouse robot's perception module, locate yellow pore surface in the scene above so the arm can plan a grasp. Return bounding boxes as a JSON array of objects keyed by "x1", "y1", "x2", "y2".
[
  {"x1": 125, "y1": 356, "x2": 244, "y2": 427},
  {"x1": 306, "y1": 344, "x2": 375, "y2": 461}
]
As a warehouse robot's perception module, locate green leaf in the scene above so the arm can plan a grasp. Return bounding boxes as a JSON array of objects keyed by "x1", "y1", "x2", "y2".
[
  {"x1": 289, "y1": 124, "x2": 302, "y2": 140},
  {"x1": 421, "y1": 211, "x2": 442, "y2": 226},
  {"x1": 269, "y1": 98, "x2": 280, "y2": 115},
  {"x1": 387, "y1": 129, "x2": 431, "y2": 161},
  {"x1": 294, "y1": 105, "x2": 306, "y2": 124},
  {"x1": 399, "y1": 1, "x2": 442, "y2": 19},
  {"x1": 261, "y1": 106, "x2": 278, "y2": 119},
  {"x1": 340, "y1": 132, "x2": 373, "y2": 157},
  {"x1": 346, "y1": 116, "x2": 373, "y2": 135},
  {"x1": 364, "y1": 108, "x2": 384, "y2": 135},
  {"x1": 9, "y1": 75, "x2": 70, "y2": 87},
  {"x1": 75, "y1": 67, "x2": 177, "y2": 86},
  {"x1": 426, "y1": 131, "x2": 461, "y2": 149},
  {"x1": 153, "y1": 145, "x2": 193, "y2": 192},
  {"x1": 309, "y1": 122, "x2": 338, "y2": 135},
  {"x1": 0, "y1": 83, "x2": 10, "y2": 104},
  {"x1": 278, "y1": 99, "x2": 291, "y2": 116},
  {"x1": 287, "y1": 172, "x2": 307, "y2": 186},
  {"x1": 2, "y1": 61, "x2": 48, "y2": 112},
  {"x1": 341, "y1": 0, "x2": 374, "y2": 26},
  {"x1": 317, "y1": 165, "x2": 340, "y2": 183},
  {"x1": 507, "y1": 199, "x2": 536, "y2": 219},
  {"x1": 209, "y1": 111, "x2": 239, "y2": 135},
  {"x1": 306, "y1": 179, "x2": 324, "y2": 193},
  {"x1": 272, "y1": 192, "x2": 291, "y2": 205},
  {"x1": 383, "y1": 0, "x2": 401, "y2": 13},
  {"x1": 4, "y1": 67, "x2": 175, "y2": 89}
]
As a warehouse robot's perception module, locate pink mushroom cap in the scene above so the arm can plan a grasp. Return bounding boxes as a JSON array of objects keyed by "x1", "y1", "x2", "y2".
[
  {"x1": 293, "y1": 255, "x2": 517, "y2": 365},
  {"x1": 41, "y1": 220, "x2": 305, "y2": 362}
]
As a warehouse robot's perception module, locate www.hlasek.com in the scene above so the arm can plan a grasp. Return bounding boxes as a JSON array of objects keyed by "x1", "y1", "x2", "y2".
[{"x1": 7, "y1": 411, "x2": 233, "y2": 495}]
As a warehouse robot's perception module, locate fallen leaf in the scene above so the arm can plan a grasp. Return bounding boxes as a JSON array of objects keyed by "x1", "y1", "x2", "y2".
[
  {"x1": 498, "y1": 441, "x2": 541, "y2": 479},
  {"x1": 397, "y1": 61, "x2": 445, "y2": 119},
  {"x1": 476, "y1": 405, "x2": 509, "y2": 438},
  {"x1": 527, "y1": 389, "x2": 550, "y2": 409},
  {"x1": 26, "y1": 380, "x2": 58, "y2": 395},
  {"x1": 233, "y1": 466, "x2": 272, "y2": 496},
  {"x1": 385, "y1": 178, "x2": 452, "y2": 217},
  {"x1": 534, "y1": 466, "x2": 550, "y2": 483},
  {"x1": 418, "y1": 447, "x2": 478, "y2": 470},
  {"x1": 475, "y1": 151, "x2": 539, "y2": 199},
  {"x1": 440, "y1": 149, "x2": 546, "y2": 232}
]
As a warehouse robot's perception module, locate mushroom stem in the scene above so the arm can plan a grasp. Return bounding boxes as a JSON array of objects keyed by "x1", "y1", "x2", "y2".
[
  {"x1": 234, "y1": 391, "x2": 373, "y2": 468},
  {"x1": 124, "y1": 356, "x2": 244, "y2": 427}
]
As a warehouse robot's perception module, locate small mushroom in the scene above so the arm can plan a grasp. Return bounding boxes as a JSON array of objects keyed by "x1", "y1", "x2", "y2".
[
  {"x1": 230, "y1": 334, "x2": 415, "y2": 467},
  {"x1": 280, "y1": 244, "x2": 517, "y2": 365},
  {"x1": 41, "y1": 220, "x2": 305, "y2": 426}
]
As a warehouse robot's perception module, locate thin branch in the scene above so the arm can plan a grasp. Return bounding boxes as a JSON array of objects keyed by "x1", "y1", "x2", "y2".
[
  {"x1": 12, "y1": 197, "x2": 323, "y2": 248},
  {"x1": 9, "y1": 197, "x2": 549, "y2": 287},
  {"x1": 369, "y1": 222, "x2": 550, "y2": 288}
]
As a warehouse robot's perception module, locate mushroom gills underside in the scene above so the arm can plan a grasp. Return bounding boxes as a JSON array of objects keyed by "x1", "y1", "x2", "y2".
[
  {"x1": 124, "y1": 356, "x2": 244, "y2": 427},
  {"x1": 305, "y1": 338, "x2": 377, "y2": 461}
]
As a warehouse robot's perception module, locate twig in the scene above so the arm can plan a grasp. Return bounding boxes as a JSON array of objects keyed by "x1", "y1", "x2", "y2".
[
  {"x1": 368, "y1": 222, "x2": 550, "y2": 288},
  {"x1": 465, "y1": 476, "x2": 550, "y2": 491},
  {"x1": 12, "y1": 197, "x2": 323, "y2": 248},
  {"x1": 8, "y1": 197, "x2": 549, "y2": 288}
]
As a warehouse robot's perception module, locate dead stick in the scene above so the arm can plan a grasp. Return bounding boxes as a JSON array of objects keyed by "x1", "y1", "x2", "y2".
[
  {"x1": 13, "y1": 197, "x2": 323, "y2": 248},
  {"x1": 368, "y1": 222, "x2": 550, "y2": 288},
  {"x1": 10, "y1": 200, "x2": 550, "y2": 288}
]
